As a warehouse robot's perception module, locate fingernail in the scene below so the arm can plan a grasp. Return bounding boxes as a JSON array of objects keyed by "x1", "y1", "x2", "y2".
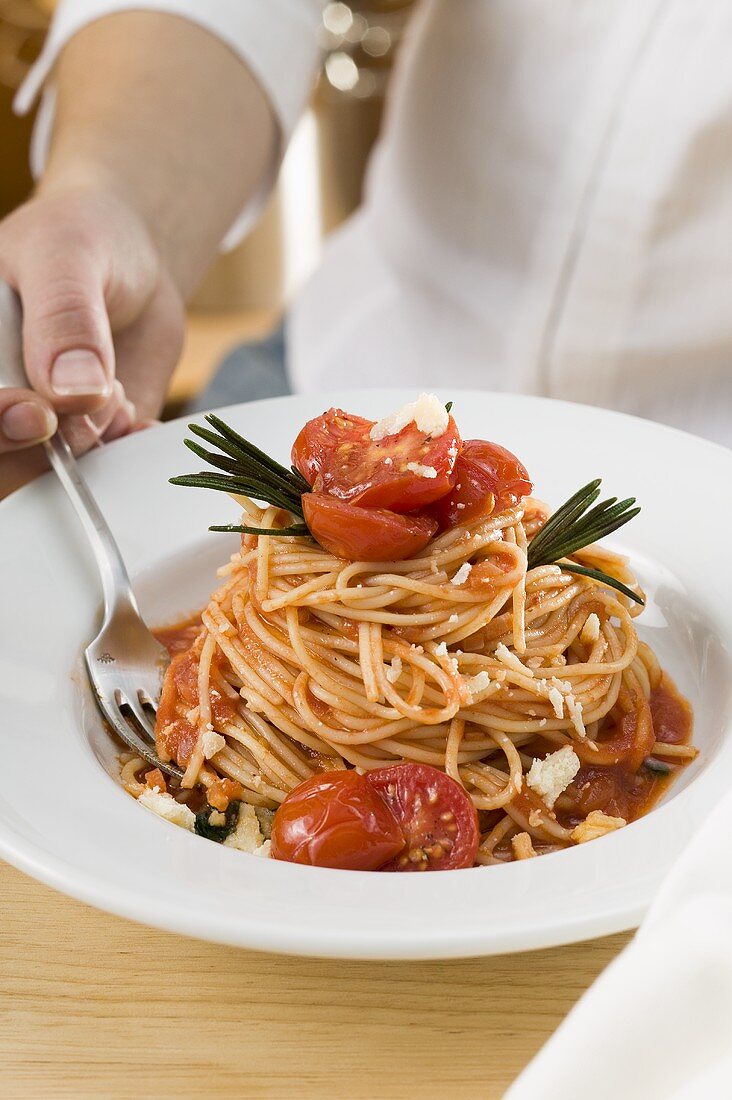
[
  {"x1": 51, "y1": 349, "x2": 109, "y2": 396},
  {"x1": 1, "y1": 401, "x2": 57, "y2": 442}
]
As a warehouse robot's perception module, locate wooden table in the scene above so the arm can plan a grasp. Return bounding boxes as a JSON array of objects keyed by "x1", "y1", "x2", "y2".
[
  {"x1": 1, "y1": 310, "x2": 630, "y2": 1096},
  {"x1": 0, "y1": 861, "x2": 630, "y2": 1098}
]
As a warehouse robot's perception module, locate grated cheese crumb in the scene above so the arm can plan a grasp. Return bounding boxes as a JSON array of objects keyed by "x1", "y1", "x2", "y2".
[
  {"x1": 512, "y1": 832, "x2": 537, "y2": 860},
  {"x1": 467, "y1": 670, "x2": 491, "y2": 696},
  {"x1": 566, "y1": 693, "x2": 586, "y2": 739},
  {"x1": 547, "y1": 686, "x2": 564, "y2": 718},
  {"x1": 435, "y1": 642, "x2": 449, "y2": 657},
  {"x1": 495, "y1": 643, "x2": 533, "y2": 677},
  {"x1": 406, "y1": 461, "x2": 438, "y2": 479},
  {"x1": 201, "y1": 729, "x2": 226, "y2": 759},
  {"x1": 448, "y1": 613, "x2": 459, "y2": 623},
  {"x1": 370, "y1": 393, "x2": 448, "y2": 441},
  {"x1": 571, "y1": 810, "x2": 626, "y2": 844},
  {"x1": 526, "y1": 746, "x2": 580, "y2": 808},
  {"x1": 138, "y1": 787, "x2": 196, "y2": 832},
  {"x1": 581, "y1": 613, "x2": 601, "y2": 644},
  {"x1": 384, "y1": 456, "x2": 393, "y2": 465},
  {"x1": 451, "y1": 562, "x2": 472, "y2": 586},
  {"x1": 386, "y1": 656, "x2": 403, "y2": 683}
]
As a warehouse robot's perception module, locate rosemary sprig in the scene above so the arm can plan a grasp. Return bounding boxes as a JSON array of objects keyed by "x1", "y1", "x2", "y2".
[
  {"x1": 171, "y1": 419, "x2": 644, "y2": 605},
  {"x1": 527, "y1": 479, "x2": 643, "y2": 605},
  {"x1": 170, "y1": 413, "x2": 307, "y2": 533}
]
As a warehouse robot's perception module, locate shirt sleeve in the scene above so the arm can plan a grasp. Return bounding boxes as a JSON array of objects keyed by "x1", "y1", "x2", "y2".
[{"x1": 14, "y1": 0, "x2": 324, "y2": 248}]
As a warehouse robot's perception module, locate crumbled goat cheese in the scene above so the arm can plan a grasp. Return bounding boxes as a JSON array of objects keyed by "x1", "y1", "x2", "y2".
[
  {"x1": 406, "y1": 461, "x2": 438, "y2": 479},
  {"x1": 369, "y1": 393, "x2": 448, "y2": 441},
  {"x1": 581, "y1": 613, "x2": 601, "y2": 644},
  {"x1": 138, "y1": 787, "x2": 196, "y2": 831},
  {"x1": 386, "y1": 656, "x2": 403, "y2": 683},
  {"x1": 201, "y1": 729, "x2": 226, "y2": 759},
  {"x1": 495, "y1": 643, "x2": 533, "y2": 676},
  {"x1": 224, "y1": 803, "x2": 267, "y2": 853},
  {"x1": 451, "y1": 562, "x2": 472, "y2": 586},
  {"x1": 526, "y1": 746, "x2": 580, "y2": 808},
  {"x1": 467, "y1": 671, "x2": 491, "y2": 696},
  {"x1": 566, "y1": 693, "x2": 586, "y2": 739},
  {"x1": 571, "y1": 810, "x2": 626, "y2": 844}
]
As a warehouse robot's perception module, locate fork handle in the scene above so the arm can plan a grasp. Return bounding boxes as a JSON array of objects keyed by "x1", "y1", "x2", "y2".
[{"x1": 0, "y1": 278, "x2": 141, "y2": 624}]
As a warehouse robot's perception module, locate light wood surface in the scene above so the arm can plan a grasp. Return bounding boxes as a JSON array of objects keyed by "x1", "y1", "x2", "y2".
[
  {"x1": 1, "y1": 312, "x2": 631, "y2": 1097},
  {"x1": 0, "y1": 860, "x2": 630, "y2": 1099}
]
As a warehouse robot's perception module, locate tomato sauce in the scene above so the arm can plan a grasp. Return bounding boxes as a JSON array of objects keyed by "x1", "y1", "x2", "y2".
[
  {"x1": 153, "y1": 613, "x2": 238, "y2": 766},
  {"x1": 154, "y1": 614, "x2": 202, "y2": 656},
  {"x1": 650, "y1": 676, "x2": 693, "y2": 745},
  {"x1": 555, "y1": 674, "x2": 694, "y2": 828}
]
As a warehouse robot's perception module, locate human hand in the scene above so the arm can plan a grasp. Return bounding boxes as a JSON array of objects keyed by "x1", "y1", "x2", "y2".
[{"x1": 0, "y1": 184, "x2": 185, "y2": 498}]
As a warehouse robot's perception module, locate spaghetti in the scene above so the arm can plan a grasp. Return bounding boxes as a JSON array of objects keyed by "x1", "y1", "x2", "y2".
[{"x1": 126, "y1": 397, "x2": 695, "y2": 868}]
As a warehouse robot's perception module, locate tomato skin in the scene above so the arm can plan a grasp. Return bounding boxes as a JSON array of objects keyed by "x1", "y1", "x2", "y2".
[
  {"x1": 428, "y1": 439, "x2": 532, "y2": 530},
  {"x1": 302, "y1": 493, "x2": 437, "y2": 562},
  {"x1": 271, "y1": 770, "x2": 405, "y2": 871},
  {"x1": 366, "y1": 763, "x2": 480, "y2": 871},
  {"x1": 292, "y1": 408, "x2": 462, "y2": 512},
  {"x1": 292, "y1": 409, "x2": 374, "y2": 489}
]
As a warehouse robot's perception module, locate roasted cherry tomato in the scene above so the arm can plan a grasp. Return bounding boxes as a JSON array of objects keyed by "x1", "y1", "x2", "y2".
[
  {"x1": 292, "y1": 407, "x2": 462, "y2": 512},
  {"x1": 271, "y1": 769, "x2": 405, "y2": 871},
  {"x1": 365, "y1": 763, "x2": 479, "y2": 871},
  {"x1": 428, "y1": 439, "x2": 532, "y2": 530},
  {"x1": 302, "y1": 493, "x2": 437, "y2": 562}
]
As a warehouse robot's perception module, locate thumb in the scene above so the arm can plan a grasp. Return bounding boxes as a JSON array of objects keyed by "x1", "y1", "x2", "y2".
[{"x1": 18, "y1": 254, "x2": 115, "y2": 415}]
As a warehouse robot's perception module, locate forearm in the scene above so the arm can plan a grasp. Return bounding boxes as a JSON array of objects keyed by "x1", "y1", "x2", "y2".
[{"x1": 38, "y1": 12, "x2": 277, "y2": 297}]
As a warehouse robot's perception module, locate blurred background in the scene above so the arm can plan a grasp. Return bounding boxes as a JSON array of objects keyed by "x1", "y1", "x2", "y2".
[{"x1": 0, "y1": 0, "x2": 419, "y2": 414}]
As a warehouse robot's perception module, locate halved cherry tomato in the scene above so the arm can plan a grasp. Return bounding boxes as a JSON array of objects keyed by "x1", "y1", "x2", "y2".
[
  {"x1": 292, "y1": 408, "x2": 462, "y2": 512},
  {"x1": 271, "y1": 770, "x2": 405, "y2": 871},
  {"x1": 302, "y1": 493, "x2": 437, "y2": 562},
  {"x1": 366, "y1": 763, "x2": 479, "y2": 871},
  {"x1": 428, "y1": 439, "x2": 532, "y2": 530}
]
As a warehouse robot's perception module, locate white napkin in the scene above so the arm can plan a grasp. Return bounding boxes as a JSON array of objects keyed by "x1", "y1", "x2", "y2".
[{"x1": 505, "y1": 788, "x2": 732, "y2": 1100}]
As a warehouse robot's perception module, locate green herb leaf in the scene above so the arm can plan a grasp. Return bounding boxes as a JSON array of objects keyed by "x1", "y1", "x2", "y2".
[
  {"x1": 194, "y1": 801, "x2": 240, "y2": 843},
  {"x1": 171, "y1": 414, "x2": 307, "y2": 526},
  {"x1": 209, "y1": 522, "x2": 310, "y2": 537},
  {"x1": 556, "y1": 562, "x2": 644, "y2": 605},
  {"x1": 642, "y1": 757, "x2": 672, "y2": 776},
  {"x1": 527, "y1": 479, "x2": 643, "y2": 605}
]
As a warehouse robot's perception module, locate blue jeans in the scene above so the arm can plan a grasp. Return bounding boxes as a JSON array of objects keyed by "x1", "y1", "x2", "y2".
[{"x1": 188, "y1": 325, "x2": 290, "y2": 413}]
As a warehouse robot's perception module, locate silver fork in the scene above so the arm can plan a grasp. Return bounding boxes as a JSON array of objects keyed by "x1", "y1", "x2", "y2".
[{"x1": 0, "y1": 279, "x2": 182, "y2": 779}]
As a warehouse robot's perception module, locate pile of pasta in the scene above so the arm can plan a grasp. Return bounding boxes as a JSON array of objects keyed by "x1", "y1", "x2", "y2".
[{"x1": 139, "y1": 493, "x2": 681, "y2": 864}]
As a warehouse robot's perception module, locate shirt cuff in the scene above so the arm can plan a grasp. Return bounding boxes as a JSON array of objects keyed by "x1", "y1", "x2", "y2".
[{"x1": 14, "y1": 0, "x2": 324, "y2": 248}]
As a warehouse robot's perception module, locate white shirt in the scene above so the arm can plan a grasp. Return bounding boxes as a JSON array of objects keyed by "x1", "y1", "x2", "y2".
[{"x1": 19, "y1": 0, "x2": 732, "y2": 446}]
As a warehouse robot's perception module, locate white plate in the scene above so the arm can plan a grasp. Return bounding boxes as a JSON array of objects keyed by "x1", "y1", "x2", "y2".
[{"x1": 1, "y1": 390, "x2": 730, "y2": 959}]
